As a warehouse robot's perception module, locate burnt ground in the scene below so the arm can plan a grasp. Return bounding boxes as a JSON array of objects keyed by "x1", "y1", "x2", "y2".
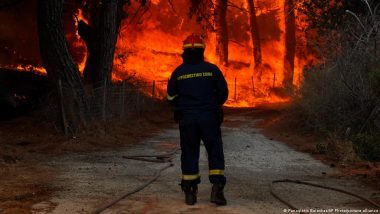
[{"x1": 0, "y1": 105, "x2": 380, "y2": 213}]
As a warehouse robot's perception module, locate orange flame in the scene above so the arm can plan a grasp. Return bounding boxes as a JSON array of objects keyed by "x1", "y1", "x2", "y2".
[
  {"x1": 112, "y1": 0, "x2": 311, "y2": 107},
  {"x1": 1, "y1": 64, "x2": 46, "y2": 75},
  {"x1": 1, "y1": 1, "x2": 312, "y2": 108},
  {"x1": 73, "y1": 9, "x2": 88, "y2": 73}
]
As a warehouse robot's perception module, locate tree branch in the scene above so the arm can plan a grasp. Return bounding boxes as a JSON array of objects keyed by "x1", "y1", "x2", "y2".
[
  {"x1": 227, "y1": 1, "x2": 248, "y2": 13},
  {"x1": 167, "y1": 0, "x2": 176, "y2": 13}
]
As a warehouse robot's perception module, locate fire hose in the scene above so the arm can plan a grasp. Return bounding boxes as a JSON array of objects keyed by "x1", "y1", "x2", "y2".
[
  {"x1": 90, "y1": 147, "x2": 380, "y2": 214},
  {"x1": 270, "y1": 179, "x2": 380, "y2": 214},
  {"x1": 91, "y1": 148, "x2": 180, "y2": 214}
]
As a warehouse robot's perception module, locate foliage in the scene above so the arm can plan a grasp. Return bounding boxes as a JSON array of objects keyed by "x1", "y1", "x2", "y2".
[
  {"x1": 326, "y1": 134, "x2": 359, "y2": 163},
  {"x1": 294, "y1": 0, "x2": 380, "y2": 161},
  {"x1": 188, "y1": 0, "x2": 215, "y2": 30},
  {"x1": 297, "y1": 0, "x2": 366, "y2": 32},
  {"x1": 352, "y1": 133, "x2": 380, "y2": 161},
  {"x1": 369, "y1": 68, "x2": 380, "y2": 95}
]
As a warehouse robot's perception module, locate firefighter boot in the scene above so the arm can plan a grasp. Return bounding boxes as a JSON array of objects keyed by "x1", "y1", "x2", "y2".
[
  {"x1": 181, "y1": 184, "x2": 198, "y2": 205},
  {"x1": 210, "y1": 183, "x2": 227, "y2": 205}
]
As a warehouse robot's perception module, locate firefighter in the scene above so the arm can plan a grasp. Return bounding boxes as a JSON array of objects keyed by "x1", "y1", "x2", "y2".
[{"x1": 167, "y1": 34, "x2": 229, "y2": 206}]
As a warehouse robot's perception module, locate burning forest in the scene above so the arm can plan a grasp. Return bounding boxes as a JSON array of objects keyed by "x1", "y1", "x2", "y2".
[
  {"x1": 2, "y1": 1, "x2": 380, "y2": 213},
  {"x1": 0, "y1": 0, "x2": 315, "y2": 108}
]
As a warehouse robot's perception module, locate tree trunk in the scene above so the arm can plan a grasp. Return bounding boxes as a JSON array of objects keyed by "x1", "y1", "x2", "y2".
[
  {"x1": 96, "y1": 0, "x2": 119, "y2": 85},
  {"x1": 283, "y1": 0, "x2": 296, "y2": 90},
  {"x1": 214, "y1": 0, "x2": 229, "y2": 66},
  {"x1": 81, "y1": 0, "x2": 121, "y2": 86},
  {"x1": 37, "y1": 0, "x2": 87, "y2": 130},
  {"x1": 247, "y1": 0, "x2": 262, "y2": 72}
]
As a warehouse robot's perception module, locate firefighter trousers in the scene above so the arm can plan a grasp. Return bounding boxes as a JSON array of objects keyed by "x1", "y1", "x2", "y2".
[{"x1": 179, "y1": 111, "x2": 226, "y2": 186}]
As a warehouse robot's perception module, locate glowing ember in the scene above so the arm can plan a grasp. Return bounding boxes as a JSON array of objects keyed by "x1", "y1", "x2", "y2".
[{"x1": 1, "y1": 64, "x2": 47, "y2": 75}]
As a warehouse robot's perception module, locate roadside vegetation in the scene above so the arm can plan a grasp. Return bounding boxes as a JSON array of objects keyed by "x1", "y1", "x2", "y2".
[{"x1": 293, "y1": 0, "x2": 380, "y2": 162}]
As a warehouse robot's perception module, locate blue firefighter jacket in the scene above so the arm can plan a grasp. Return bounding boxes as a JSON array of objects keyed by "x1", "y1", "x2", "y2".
[{"x1": 167, "y1": 61, "x2": 229, "y2": 113}]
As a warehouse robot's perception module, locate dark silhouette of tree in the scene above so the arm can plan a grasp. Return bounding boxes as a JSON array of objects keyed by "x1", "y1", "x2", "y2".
[
  {"x1": 283, "y1": 0, "x2": 296, "y2": 90},
  {"x1": 246, "y1": 0, "x2": 262, "y2": 76},
  {"x1": 297, "y1": 0, "x2": 366, "y2": 32},
  {"x1": 214, "y1": 0, "x2": 229, "y2": 66},
  {"x1": 37, "y1": 0, "x2": 146, "y2": 130},
  {"x1": 189, "y1": 0, "x2": 229, "y2": 66},
  {"x1": 78, "y1": 0, "x2": 132, "y2": 86},
  {"x1": 37, "y1": 0, "x2": 87, "y2": 129}
]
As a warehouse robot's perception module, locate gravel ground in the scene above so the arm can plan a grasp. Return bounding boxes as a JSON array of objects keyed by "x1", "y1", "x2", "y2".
[{"x1": 31, "y1": 113, "x2": 380, "y2": 214}]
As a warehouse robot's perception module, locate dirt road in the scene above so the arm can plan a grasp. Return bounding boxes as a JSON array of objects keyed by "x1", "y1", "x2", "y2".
[{"x1": 31, "y1": 113, "x2": 380, "y2": 214}]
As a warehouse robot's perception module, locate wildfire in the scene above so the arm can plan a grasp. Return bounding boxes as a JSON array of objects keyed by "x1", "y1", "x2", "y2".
[
  {"x1": 0, "y1": 0, "x2": 312, "y2": 108},
  {"x1": 112, "y1": 0, "x2": 311, "y2": 107}
]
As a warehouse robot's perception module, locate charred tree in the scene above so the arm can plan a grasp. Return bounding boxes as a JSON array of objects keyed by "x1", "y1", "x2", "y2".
[
  {"x1": 247, "y1": 0, "x2": 262, "y2": 75},
  {"x1": 283, "y1": 0, "x2": 296, "y2": 90},
  {"x1": 214, "y1": 0, "x2": 229, "y2": 66},
  {"x1": 80, "y1": 0, "x2": 125, "y2": 86},
  {"x1": 37, "y1": 0, "x2": 87, "y2": 130}
]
